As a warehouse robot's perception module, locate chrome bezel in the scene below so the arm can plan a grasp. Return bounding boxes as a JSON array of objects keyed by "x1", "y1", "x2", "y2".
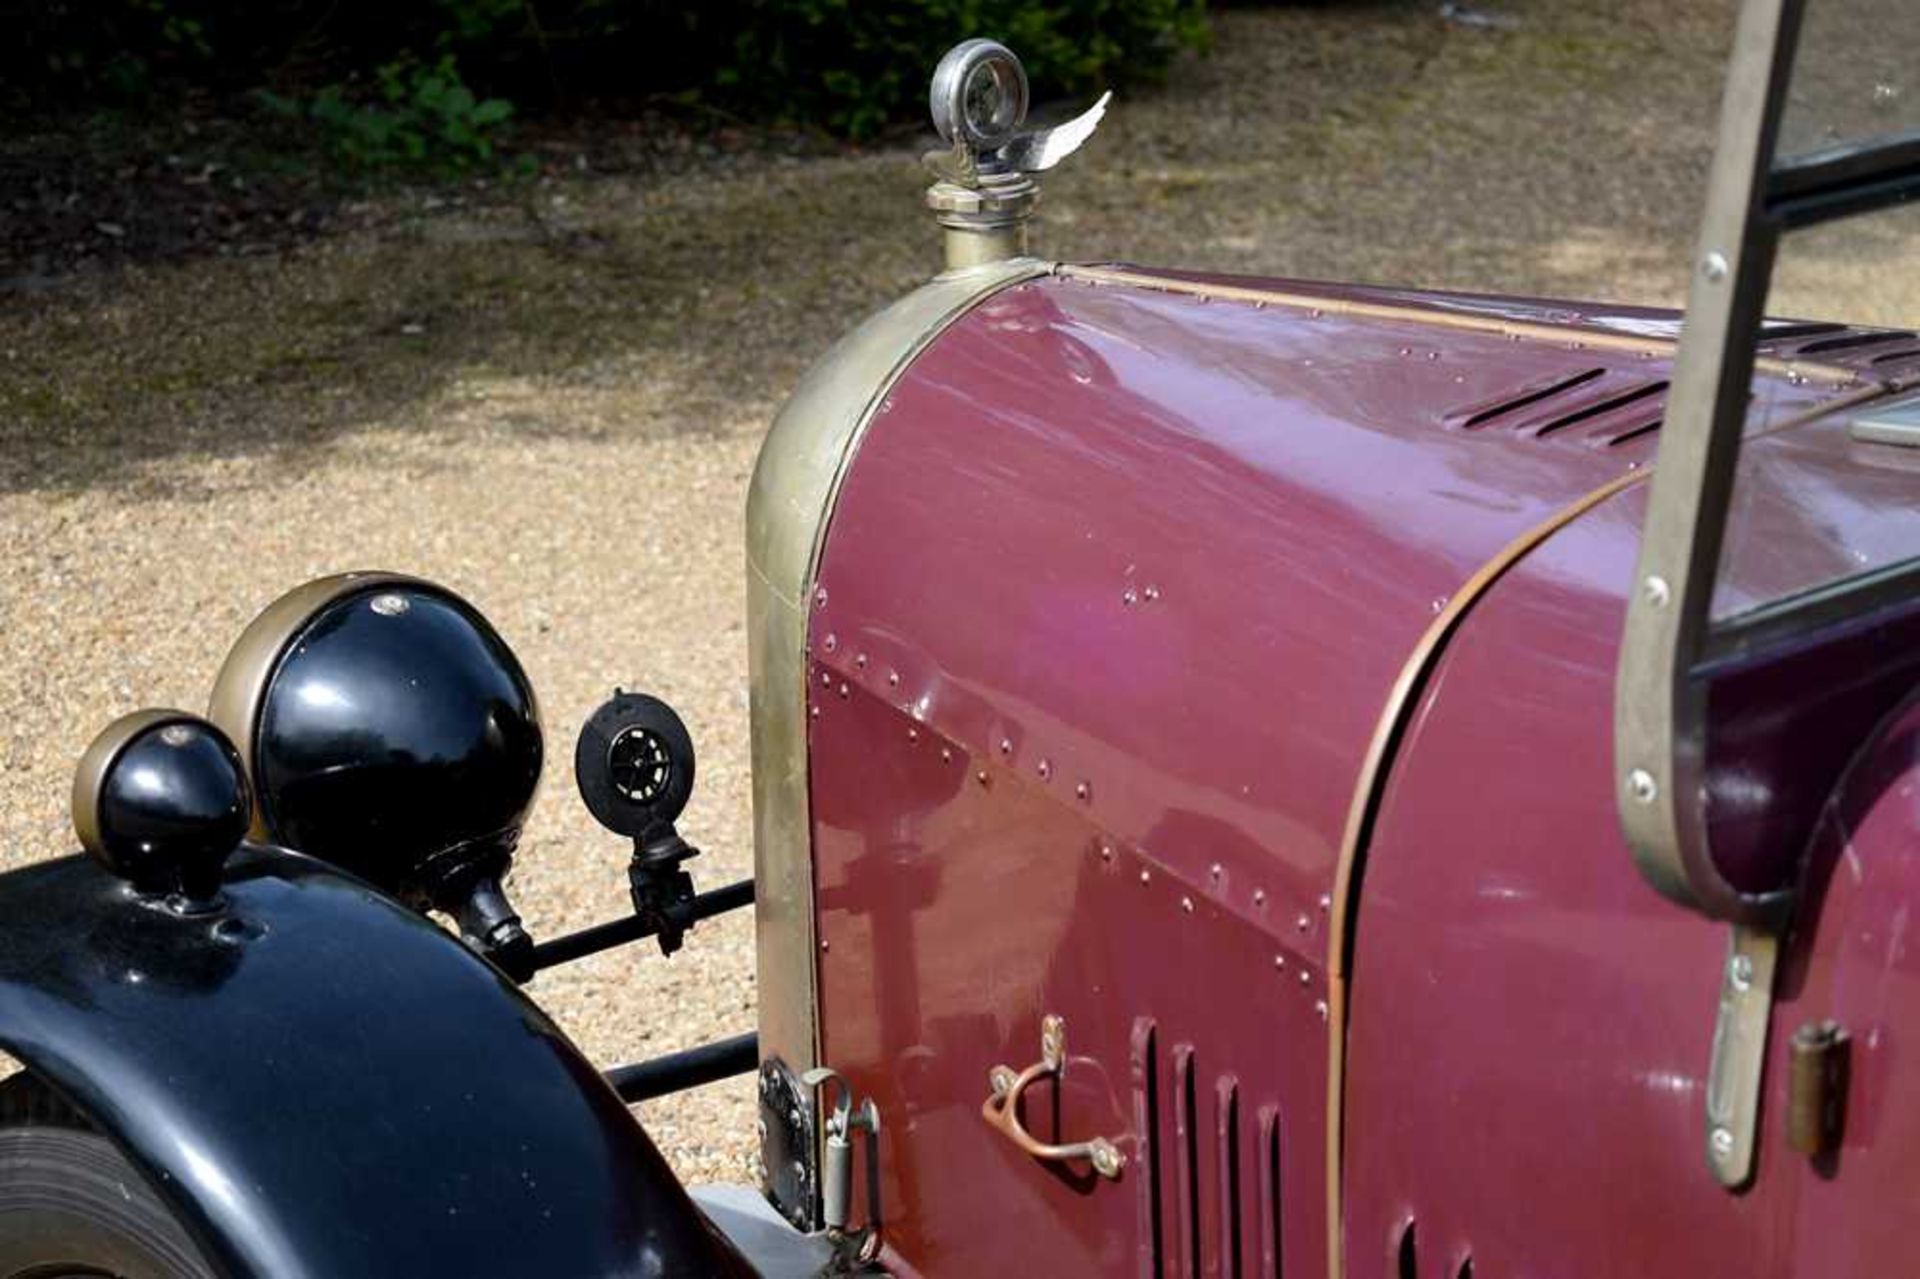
[{"x1": 928, "y1": 39, "x2": 1029, "y2": 151}]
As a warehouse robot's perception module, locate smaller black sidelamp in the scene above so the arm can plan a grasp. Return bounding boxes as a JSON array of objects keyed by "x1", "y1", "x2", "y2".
[{"x1": 71, "y1": 710, "x2": 251, "y2": 910}]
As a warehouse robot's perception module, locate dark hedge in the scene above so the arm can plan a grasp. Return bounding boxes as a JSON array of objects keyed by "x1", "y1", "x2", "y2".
[{"x1": 5, "y1": 1, "x2": 1208, "y2": 139}]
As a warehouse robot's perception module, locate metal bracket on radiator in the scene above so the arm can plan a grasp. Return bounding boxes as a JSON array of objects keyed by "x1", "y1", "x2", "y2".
[
  {"x1": 1703, "y1": 924, "x2": 1779, "y2": 1188},
  {"x1": 803, "y1": 1066, "x2": 885, "y2": 1270}
]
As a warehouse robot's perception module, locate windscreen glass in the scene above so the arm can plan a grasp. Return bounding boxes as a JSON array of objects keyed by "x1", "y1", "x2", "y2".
[
  {"x1": 1775, "y1": 0, "x2": 1919, "y2": 161},
  {"x1": 1711, "y1": 201, "x2": 1920, "y2": 624},
  {"x1": 1711, "y1": 0, "x2": 1920, "y2": 626}
]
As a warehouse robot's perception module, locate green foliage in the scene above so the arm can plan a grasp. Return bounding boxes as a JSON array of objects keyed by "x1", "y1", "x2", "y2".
[
  {"x1": 5, "y1": 1, "x2": 1210, "y2": 145},
  {"x1": 269, "y1": 56, "x2": 518, "y2": 173},
  {"x1": 434, "y1": 0, "x2": 526, "y2": 44},
  {"x1": 714, "y1": 0, "x2": 1210, "y2": 139}
]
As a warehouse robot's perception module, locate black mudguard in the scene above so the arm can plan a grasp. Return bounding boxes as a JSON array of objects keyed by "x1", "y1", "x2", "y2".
[{"x1": 0, "y1": 845, "x2": 745, "y2": 1278}]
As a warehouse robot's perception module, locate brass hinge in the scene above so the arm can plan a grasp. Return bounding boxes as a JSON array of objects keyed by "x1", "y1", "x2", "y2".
[{"x1": 1703, "y1": 924, "x2": 1780, "y2": 1187}]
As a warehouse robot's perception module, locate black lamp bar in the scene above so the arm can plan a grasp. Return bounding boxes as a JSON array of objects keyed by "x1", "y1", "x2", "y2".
[
  {"x1": 608, "y1": 1032, "x2": 759, "y2": 1104},
  {"x1": 525, "y1": 877, "x2": 755, "y2": 974}
]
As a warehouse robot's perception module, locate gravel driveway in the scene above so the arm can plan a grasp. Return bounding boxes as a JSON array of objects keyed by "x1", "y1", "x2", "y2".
[{"x1": 1, "y1": 0, "x2": 1893, "y2": 1187}]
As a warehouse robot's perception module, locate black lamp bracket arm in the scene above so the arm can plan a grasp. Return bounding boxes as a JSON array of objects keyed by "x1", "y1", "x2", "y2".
[{"x1": 518, "y1": 689, "x2": 755, "y2": 980}]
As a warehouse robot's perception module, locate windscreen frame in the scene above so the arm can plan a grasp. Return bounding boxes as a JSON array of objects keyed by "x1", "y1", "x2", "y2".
[{"x1": 1613, "y1": 0, "x2": 1920, "y2": 926}]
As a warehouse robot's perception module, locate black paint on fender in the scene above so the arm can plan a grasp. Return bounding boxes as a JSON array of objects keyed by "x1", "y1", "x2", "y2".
[{"x1": 0, "y1": 844, "x2": 746, "y2": 1279}]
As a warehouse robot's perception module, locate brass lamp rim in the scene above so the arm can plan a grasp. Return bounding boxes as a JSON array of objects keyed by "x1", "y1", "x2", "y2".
[
  {"x1": 71, "y1": 707, "x2": 204, "y2": 861},
  {"x1": 206, "y1": 570, "x2": 425, "y2": 842}
]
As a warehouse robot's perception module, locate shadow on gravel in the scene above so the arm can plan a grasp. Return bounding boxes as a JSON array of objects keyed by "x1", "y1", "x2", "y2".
[
  {"x1": 0, "y1": 0, "x2": 1738, "y2": 498},
  {"x1": 0, "y1": 156, "x2": 935, "y2": 496}
]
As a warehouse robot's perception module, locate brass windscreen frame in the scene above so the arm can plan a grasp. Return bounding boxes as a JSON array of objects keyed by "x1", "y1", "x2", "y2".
[
  {"x1": 1614, "y1": 0, "x2": 1806, "y2": 928},
  {"x1": 1615, "y1": 0, "x2": 1920, "y2": 1190},
  {"x1": 1617, "y1": 0, "x2": 1920, "y2": 923}
]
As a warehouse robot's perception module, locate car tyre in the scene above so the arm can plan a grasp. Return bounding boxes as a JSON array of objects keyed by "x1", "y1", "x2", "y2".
[{"x1": 0, "y1": 1075, "x2": 215, "y2": 1279}]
